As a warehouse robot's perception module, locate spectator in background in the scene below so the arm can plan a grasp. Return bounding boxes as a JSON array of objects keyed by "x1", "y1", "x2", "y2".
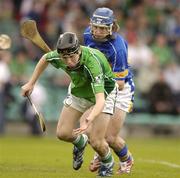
[
  {"x1": 163, "y1": 62, "x2": 180, "y2": 114},
  {"x1": 128, "y1": 36, "x2": 154, "y2": 73},
  {"x1": 136, "y1": 58, "x2": 160, "y2": 106},
  {"x1": 173, "y1": 39, "x2": 180, "y2": 64},
  {"x1": 148, "y1": 70, "x2": 178, "y2": 115},
  {"x1": 0, "y1": 1, "x2": 20, "y2": 51},
  {"x1": 0, "y1": 34, "x2": 12, "y2": 135},
  {"x1": 151, "y1": 33, "x2": 172, "y2": 67},
  {"x1": 9, "y1": 47, "x2": 32, "y2": 85}
]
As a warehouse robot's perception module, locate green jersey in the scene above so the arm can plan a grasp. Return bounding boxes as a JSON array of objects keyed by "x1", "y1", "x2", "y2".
[{"x1": 45, "y1": 46, "x2": 115, "y2": 103}]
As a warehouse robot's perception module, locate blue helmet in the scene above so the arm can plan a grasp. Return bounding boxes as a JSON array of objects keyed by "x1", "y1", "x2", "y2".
[{"x1": 90, "y1": 7, "x2": 115, "y2": 27}]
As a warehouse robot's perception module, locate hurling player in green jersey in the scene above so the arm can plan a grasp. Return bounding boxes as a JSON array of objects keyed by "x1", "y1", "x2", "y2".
[{"x1": 21, "y1": 32, "x2": 118, "y2": 177}]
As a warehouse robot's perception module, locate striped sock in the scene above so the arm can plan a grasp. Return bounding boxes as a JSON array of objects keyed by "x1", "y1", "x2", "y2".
[
  {"x1": 101, "y1": 148, "x2": 114, "y2": 164},
  {"x1": 73, "y1": 134, "x2": 87, "y2": 150},
  {"x1": 115, "y1": 145, "x2": 131, "y2": 162}
]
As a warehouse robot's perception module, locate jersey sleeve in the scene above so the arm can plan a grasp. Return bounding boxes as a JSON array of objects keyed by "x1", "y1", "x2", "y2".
[
  {"x1": 113, "y1": 49, "x2": 129, "y2": 81},
  {"x1": 83, "y1": 27, "x2": 91, "y2": 46},
  {"x1": 85, "y1": 55, "x2": 105, "y2": 94},
  {"x1": 45, "y1": 50, "x2": 60, "y2": 61},
  {"x1": 44, "y1": 50, "x2": 62, "y2": 69}
]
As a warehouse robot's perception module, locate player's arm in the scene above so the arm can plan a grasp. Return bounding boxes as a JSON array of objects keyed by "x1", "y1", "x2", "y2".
[
  {"x1": 73, "y1": 92, "x2": 105, "y2": 135},
  {"x1": 116, "y1": 80, "x2": 125, "y2": 90},
  {"x1": 21, "y1": 54, "x2": 48, "y2": 97},
  {"x1": 86, "y1": 92, "x2": 105, "y2": 123},
  {"x1": 113, "y1": 50, "x2": 128, "y2": 90},
  {"x1": 27, "y1": 54, "x2": 48, "y2": 85},
  {"x1": 73, "y1": 57, "x2": 106, "y2": 135},
  {"x1": 85, "y1": 60, "x2": 106, "y2": 123},
  {"x1": 83, "y1": 27, "x2": 91, "y2": 46}
]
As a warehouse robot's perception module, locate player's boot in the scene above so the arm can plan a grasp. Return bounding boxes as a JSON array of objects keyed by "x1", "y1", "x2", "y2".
[
  {"x1": 89, "y1": 153, "x2": 101, "y2": 172},
  {"x1": 97, "y1": 160, "x2": 114, "y2": 177},
  {"x1": 117, "y1": 154, "x2": 134, "y2": 174},
  {"x1": 73, "y1": 134, "x2": 88, "y2": 170}
]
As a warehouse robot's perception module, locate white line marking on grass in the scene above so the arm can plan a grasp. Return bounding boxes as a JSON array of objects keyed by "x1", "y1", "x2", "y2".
[{"x1": 138, "y1": 159, "x2": 180, "y2": 169}]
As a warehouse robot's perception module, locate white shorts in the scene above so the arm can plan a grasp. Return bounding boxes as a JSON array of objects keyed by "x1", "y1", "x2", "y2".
[
  {"x1": 115, "y1": 82, "x2": 134, "y2": 113},
  {"x1": 63, "y1": 84, "x2": 118, "y2": 115}
]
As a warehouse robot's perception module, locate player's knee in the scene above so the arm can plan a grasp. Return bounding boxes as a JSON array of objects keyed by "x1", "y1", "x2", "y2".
[
  {"x1": 89, "y1": 138, "x2": 104, "y2": 151},
  {"x1": 56, "y1": 129, "x2": 70, "y2": 141},
  {"x1": 105, "y1": 135, "x2": 116, "y2": 147}
]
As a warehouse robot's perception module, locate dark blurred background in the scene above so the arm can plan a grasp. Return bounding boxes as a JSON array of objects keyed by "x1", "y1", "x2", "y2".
[{"x1": 0, "y1": 0, "x2": 179, "y2": 136}]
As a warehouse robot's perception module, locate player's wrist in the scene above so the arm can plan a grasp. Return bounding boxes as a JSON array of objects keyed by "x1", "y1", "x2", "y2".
[{"x1": 85, "y1": 117, "x2": 92, "y2": 124}]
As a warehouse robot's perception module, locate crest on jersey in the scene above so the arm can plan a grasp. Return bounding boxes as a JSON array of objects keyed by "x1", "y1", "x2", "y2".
[{"x1": 94, "y1": 74, "x2": 103, "y2": 84}]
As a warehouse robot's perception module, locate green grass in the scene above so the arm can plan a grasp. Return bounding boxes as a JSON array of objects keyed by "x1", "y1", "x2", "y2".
[{"x1": 0, "y1": 136, "x2": 180, "y2": 178}]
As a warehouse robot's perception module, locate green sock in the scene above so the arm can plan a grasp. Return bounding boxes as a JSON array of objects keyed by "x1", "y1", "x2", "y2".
[
  {"x1": 73, "y1": 134, "x2": 87, "y2": 149},
  {"x1": 101, "y1": 149, "x2": 113, "y2": 164}
]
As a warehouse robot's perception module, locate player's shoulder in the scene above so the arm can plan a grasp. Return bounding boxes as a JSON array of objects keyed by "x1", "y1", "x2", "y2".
[
  {"x1": 84, "y1": 26, "x2": 91, "y2": 34},
  {"x1": 83, "y1": 27, "x2": 91, "y2": 39},
  {"x1": 82, "y1": 45, "x2": 101, "y2": 54},
  {"x1": 111, "y1": 33, "x2": 128, "y2": 49},
  {"x1": 81, "y1": 46, "x2": 105, "y2": 61},
  {"x1": 81, "y1": 45, "x2": 96, "y2": 55},
  {"x1": 45, "y1": 50, "x2": 60, "y2": 61},
  {"x1": 113, "y1": 32, "x2": 127, "y2": 42}
]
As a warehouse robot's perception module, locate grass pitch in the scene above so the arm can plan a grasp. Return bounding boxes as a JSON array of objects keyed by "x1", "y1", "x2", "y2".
[{"x1": 0, "y1": 136, "x2": 180, "y2": 178}]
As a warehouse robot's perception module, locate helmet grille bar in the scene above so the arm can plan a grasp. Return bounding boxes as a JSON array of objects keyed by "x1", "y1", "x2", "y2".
[{"x1": 93, "y1": 14, "x2": 109, "y2": 19}]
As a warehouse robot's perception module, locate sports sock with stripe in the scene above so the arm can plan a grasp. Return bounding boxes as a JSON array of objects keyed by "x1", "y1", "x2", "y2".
[
  {"x1": 101, "y1": 148, "x2": 114, "y2": 164},
  {"x1": 114, "y1": 145, "x2": 131, "y2": 162},
  {"x1": 73, "y1": 134, "x2": 87, "y2": 150}
]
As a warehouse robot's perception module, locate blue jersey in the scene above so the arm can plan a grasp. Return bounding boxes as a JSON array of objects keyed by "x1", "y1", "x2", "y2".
[{"x1": 84, "y1": 27, "x2": 134, "y2": 91}]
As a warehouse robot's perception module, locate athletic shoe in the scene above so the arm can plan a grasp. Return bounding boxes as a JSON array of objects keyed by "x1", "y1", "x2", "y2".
[
  {"x1": 73, "y1": 135, "x2": 88, "y2": 170},
  {"x1": 117, "y1": 154, "x2": 134, "y2": 174},
  {"x1": 97, "y1": 160, "x2": 114, "y2": 177}
]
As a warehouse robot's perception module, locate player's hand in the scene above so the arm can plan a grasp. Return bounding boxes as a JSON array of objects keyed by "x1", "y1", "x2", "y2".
[
  {"x1": 21, "y1": 83, "x2": 34, "y2": 97},
  {"x1": 73, "y1": 118, "x2": 92, "y2": 135}
]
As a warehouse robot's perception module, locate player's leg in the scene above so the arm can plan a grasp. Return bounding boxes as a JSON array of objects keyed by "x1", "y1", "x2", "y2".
[
  {"x1": 110, "y1": 82, "x2": 134, "y2": 174},
  {"x1": 58, "y1": 94, "x2": 95, "y2": 170},
  {"x1": 106, "y1": 108, "x2": 126, "y2": 153},
  {"x1": 56, "y1": 106, "x2": 88, "y2": 170},
  {"x1": 106, "y1": 108, "x2": 134, "y2": 174},
  {"x1": 89, "y1": 108, "x2": 133, "y2": 174},
  {"x1": 56, "y1": 106, "x2": 82, "y2": 142},
  {"x1": 88, "y1": 108, "x2": 127, "y2": 172},
  {"x1": 89, "y1": 83, "x2": 134, "y2": 174},
  {"x1": 80, "y1": 108, "x2": 102, "y2": 171},
  {"x1": 89, "y1": 113, "x2": 114, "y2": 176}
]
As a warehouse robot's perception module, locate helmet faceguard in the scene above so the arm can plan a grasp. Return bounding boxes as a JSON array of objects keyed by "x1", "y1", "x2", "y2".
[{"x1": 90, "y1": 7, "x2": 115, "y2": 36}]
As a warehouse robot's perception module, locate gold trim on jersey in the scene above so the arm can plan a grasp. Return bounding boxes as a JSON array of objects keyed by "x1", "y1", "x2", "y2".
[{"x1": 114, "y1": 69, "x2": 128, "y2": 78}]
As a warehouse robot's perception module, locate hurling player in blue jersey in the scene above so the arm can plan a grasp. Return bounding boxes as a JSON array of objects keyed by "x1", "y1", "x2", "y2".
[{"x1": 83, "y1": 7, "x2": 135, "y2": 174}]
